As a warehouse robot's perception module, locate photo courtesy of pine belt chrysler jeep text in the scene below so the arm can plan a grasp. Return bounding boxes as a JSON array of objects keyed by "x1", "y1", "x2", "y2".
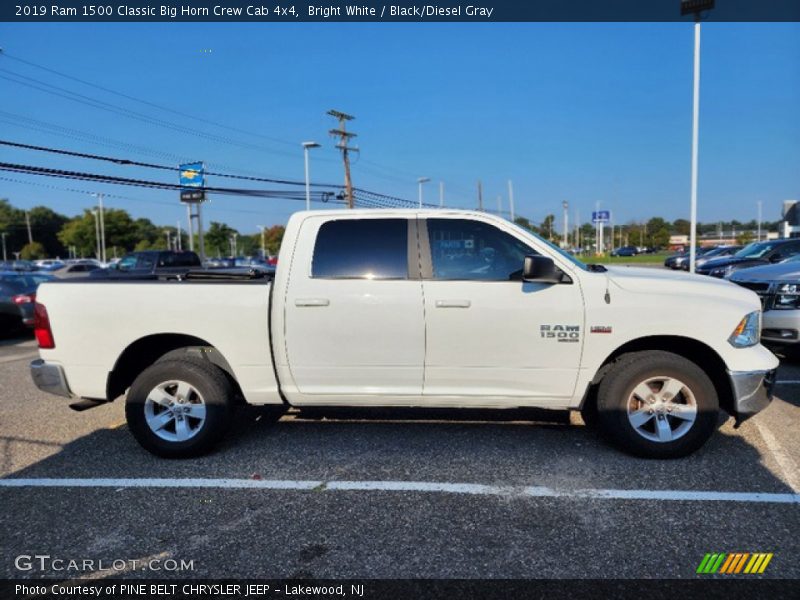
[{"x1": 29, "y1": 210, "x2": 778, "y2": 459}]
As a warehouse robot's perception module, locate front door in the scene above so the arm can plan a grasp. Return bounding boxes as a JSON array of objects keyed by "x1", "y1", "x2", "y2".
[{"x1": 421, "y1": 217, "x2": 584, "y2": 403}]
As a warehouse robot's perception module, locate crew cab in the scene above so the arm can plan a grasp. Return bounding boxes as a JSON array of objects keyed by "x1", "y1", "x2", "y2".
[{"x1": 30, "y1": 210, "x2": 778, "y2": 458}]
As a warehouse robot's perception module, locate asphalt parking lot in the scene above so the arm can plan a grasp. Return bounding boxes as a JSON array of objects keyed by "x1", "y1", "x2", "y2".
[{"x1": 0, "y1": 332, "x2": 798, "y2": 581}]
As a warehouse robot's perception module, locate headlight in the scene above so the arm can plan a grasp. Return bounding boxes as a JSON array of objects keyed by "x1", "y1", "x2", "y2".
[
  {"x1": 711, "y1": 265, "x2": 733, "y2": 278},
  {"x1": 774, "y1": 282, "x2": 800, "y2": 310},
  {"x1": 728, "y1": 311, "x2": 761, "y2": 348}
]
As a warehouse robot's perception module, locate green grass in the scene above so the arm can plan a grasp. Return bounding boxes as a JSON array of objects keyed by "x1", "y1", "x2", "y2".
[{"x1": 582, "y1": 253, "x2": 671, "y2": 265}]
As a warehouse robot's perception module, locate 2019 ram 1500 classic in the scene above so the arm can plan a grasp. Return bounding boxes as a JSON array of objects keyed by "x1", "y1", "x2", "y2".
[{"x1": 29, "y1": 209, "x2": 778, "y2": 459}]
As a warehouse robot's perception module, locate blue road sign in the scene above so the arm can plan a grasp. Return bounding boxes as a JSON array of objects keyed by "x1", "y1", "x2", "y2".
[
  {"x1": 180, "y1": 162, "x2": 204, "y2": 188},
  {"x1": 592, "y1": 210, "x2": 610, "y2": 223}
]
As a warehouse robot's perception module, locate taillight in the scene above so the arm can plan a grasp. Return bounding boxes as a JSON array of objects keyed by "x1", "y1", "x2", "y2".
[
  {"x1": 13, "y1": 293, "x2": 35, "y2": 305},
  {"x1": 33, "y1": 301, "x2": 55, "y2": 349}
]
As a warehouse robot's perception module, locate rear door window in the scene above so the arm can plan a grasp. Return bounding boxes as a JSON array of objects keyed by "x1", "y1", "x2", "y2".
[{"x1": 312, "y1": 219, "x2": 409, "y2": 279}]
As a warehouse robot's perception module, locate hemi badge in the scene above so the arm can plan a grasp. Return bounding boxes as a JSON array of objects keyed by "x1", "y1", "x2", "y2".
[{"x1": 590, "y1": 326, "x2": 612, "y2": 334}]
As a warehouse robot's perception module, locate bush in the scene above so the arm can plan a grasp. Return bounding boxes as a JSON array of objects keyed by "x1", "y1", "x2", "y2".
[{"x1": 20, "y1": 242, "x2": 46, "y2": 260}]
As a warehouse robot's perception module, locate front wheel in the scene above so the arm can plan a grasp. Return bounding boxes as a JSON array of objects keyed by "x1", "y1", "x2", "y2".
[
  {"x1": 125, "y1": 358, "x2": 234, "y2": 458},
  {"x1": 597, "y1": 351, "x2": 719, "y2": 458}
]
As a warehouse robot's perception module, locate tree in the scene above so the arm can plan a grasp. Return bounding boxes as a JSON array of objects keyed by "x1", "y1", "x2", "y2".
[
  {"x1": 540, "y1": 214, "x2": 556, "y2": 241},
  {"x1": 27, "y1": 206, "x2": 69, "y2": 257},
  {"x1": 264, "y1": 225, "x2": 285, "y2": 255},
  {"x1": 673, "y1": 219, "x2": 691, "y2": 235},
  {"x1": 20, "y1": 241, "x2": 46, "y2": 260},
  {"x1": 513, "y1": 216, "x2": 536, "y2": 234},
  {"x1": 0, "y1": 199, "x2": 27, "y2": 258},
  {"x1": 58, "y1": 211, "x2": 99, "y2": 258},
  {"x1": 737, "y1": 231, "x2": 755, "y2": 245},
  {"x1": 204, "y1": 221, "x2": 238, "y2": 257}
]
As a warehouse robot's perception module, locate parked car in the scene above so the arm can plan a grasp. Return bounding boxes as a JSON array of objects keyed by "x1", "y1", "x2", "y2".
[
  {"x1": 204, "y1": 257, "x2": 236, "y2": 268},
  {"x1": 90, "y1": 250, "x2": 202, "y2": 279},
  {"x1": 34, "y1": 259, "x2": 66, "y2": 271},
  {"x1": 680, "y1": 246, "x2": 743, "y2": 271},
  {"x1": 51, "y1": 261, "x2": 102, "y2": 279},
  {"x1": 729, "y1": 259, "x2": 800, "y2": 352},
  {"x1": 0, "y1": 271, "x2": 55, "y2": 331},
  {"x1": 697, "y1": 239, "x2": 800, "y2": 278},
  {"x1": 610, "y1": 246, "x2": 638, "y2": 257},
  {"x1": 663, "y1": 246, "x2": 717, "y2": 269},
  {"x1": 31, "y1": 209, "x2": 777, "y2": 460},
  {"x1": 0, "y1": 260, "x2": 38, "y2": 272}
]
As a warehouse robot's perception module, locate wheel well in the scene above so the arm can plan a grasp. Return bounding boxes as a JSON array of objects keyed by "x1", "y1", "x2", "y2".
[
  {"x1": 583, "y1": 336, "x2": 734, "y2": 415},
  {"x1": 106, "y1": 334, "x2": 243, "y2": 402}
]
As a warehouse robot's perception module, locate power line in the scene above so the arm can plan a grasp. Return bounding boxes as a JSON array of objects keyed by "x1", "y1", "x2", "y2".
[
  {"x1": 0, "y1": 68, "x2": 301, "y2": 158},
  {"x1": 0, "y1": 51, "x2": 300, "y2": 149}
]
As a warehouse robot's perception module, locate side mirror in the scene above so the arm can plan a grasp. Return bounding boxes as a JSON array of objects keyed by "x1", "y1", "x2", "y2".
[{"x1": 522, "y1": 255, "x2": 564, "y2": 284}]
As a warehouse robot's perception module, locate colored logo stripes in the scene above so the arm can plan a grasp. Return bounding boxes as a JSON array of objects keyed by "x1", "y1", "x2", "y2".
[{"x1": 697, "y1": 553, "x2": 773, "y2": 574}]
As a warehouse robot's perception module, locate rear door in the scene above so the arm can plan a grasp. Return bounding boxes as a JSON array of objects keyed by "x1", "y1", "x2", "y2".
[{"x1": 283, "y1": 216, "x2": 425, "y2": 399}]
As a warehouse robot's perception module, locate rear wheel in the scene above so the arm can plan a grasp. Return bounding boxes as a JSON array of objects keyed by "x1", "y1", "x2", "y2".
[
  {"x1": 597, "y1": 351, "x2": 718, "y2": 458},
  {"x1": 126, "y1": 358, "x2": 234, "y2": 458}
]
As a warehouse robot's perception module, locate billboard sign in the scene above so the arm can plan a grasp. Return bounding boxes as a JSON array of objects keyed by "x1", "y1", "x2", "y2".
[{"x1": 180, "y1": 162, "x2": 205, "y2": 203}]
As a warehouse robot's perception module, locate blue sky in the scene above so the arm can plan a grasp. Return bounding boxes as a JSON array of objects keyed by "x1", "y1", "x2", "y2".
[{"x1": 0, "y1": 22, "x2": 798, "y2": 232}]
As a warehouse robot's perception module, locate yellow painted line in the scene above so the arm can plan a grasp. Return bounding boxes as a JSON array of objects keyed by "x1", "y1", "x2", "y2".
[
  {"x1": 744, "y1": 554, "x2": 759, "y2": 573},
  {"x1": 757, "y1": 553, "x2": 773, "y2": 574}
]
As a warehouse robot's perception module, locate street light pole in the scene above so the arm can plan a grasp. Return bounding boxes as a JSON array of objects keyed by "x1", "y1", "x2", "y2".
[
  {"x1": 1, "y1": 232, "x2": 6, "y2": 262},
  {"x1": 507, "y1": 180, "x2": 515, "y2": 222},
  {"x1": 562, "y1": 201, "x2": 569, "y2": 248},
  {"x1": 92, "y1": 193, "x2": 107, "y2": 263},
  {"x1": 439, "y1": 181, "x2": 445, "y2": 208},
  {"x1": 91, "y1": 209, "x2": 100, "y2": 260},
  {"x1": 417, "y1": 177, "x2": 430, "y2": 208},
  {"x1": 757, "y1": 201, "x2": 762, "y2": 241},
  {"x1": 258, "y1": 226, "x2": 266, "y2": 259},
  {"x1": 302, "y1": 142, "x2": 321, "y2": 211},
  {"x1": 681, "y1": 0, "x2": 714, "y2": 272}
]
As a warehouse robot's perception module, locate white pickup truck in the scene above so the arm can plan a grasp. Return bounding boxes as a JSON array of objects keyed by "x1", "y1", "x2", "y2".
[{"x1": 30, "y1": 209, "x2": 778, "y2": 459}]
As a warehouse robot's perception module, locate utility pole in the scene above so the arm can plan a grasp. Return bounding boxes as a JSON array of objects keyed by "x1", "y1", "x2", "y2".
[
  {"x1": 1, "y1": 232, "x2": 6, "y2": 261},
  {"x1": 562, "y1": 201, "x2": 569, "y2": 248},
  {"x1": 165, "y1": 230, "x2": 171, "y2": 250},
  {"x1": 176, "y1": 221, "x2": 182, "y2": 251},
  {"x1": 507, "y1": 180, "x2": 515, "y2": 222},
  {"x1": 233, "y1": 232, "x2": 239, "y2": 257},
  {"x1": 477, "y1": 181, "x2": 483, "y2": 211},
  {"x1": 25, "y1": 211, "x2": 33, "y2": 244},
  {"x1": 497, "y1": 195, "x2": 502, "y2": 215},
  {"x1": 439, "y1": 181, "x2": 444, "y2": 208},
  {"x1": 327, "y1": 110, "x2": 357, "y2": 208}
]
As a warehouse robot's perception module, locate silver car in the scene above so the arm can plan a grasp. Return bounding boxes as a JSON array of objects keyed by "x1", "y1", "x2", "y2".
[{"x1": 729, "y1": 257, "x2": 800, "y2": 351}]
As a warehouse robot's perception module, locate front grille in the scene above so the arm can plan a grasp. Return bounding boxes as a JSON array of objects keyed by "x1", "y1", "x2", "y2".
[
  {"x1": 735, "y1": 281, "x2": 770, "y2": 293},
  {"x1": 731, "y1": 280, "x2": 773, "y2": 309}
]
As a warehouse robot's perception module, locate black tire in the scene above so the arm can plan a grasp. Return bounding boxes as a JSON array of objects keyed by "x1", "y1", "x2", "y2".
[
  {"x1": 579, "y1": 386, "x2": 600, "y2": 428},
  {"x1": 125, "y1": 358, "x2": 234, "y2": 458},
  {"x1": 597, "y1": 351, "x2": 718, "y2": 458}
]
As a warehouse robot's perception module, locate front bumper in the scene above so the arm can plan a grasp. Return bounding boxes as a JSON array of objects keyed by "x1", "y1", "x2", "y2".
[
  {"x1": 727, "y1": 368, "x2": 776, "y2": 426},
  {"x1": 30, "y1": 359, "x2": 73, "y2": 398},
  {"x1": 762, "y1": 310, "x2": 800, "y2": 346}
]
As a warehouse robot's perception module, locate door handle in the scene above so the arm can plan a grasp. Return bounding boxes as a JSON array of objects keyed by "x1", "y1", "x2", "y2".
[
  {"x1": 295, "y1": 298, "x2": 330, "y2": 307},
  {"x1": 435, "y1": 299, "x2": 471, "y2": 308}
]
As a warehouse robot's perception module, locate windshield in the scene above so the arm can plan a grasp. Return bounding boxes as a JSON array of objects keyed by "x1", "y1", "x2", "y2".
[
  {"x1": 510, "y1": 222, "x2": 589, "y2": 272},
  {"x1": 735, "y1": 242, "x2": 775, "y2": 259}
]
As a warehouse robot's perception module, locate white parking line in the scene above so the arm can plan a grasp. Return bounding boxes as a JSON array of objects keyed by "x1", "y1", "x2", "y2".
[{"x1": 0, "y1": 478, "x2": 798, "y2": 504}]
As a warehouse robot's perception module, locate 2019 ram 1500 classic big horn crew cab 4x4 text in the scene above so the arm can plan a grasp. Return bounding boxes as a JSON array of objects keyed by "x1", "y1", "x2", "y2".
[{"x1": 29, "y1": 210, "x2": 778, "y2": 458}]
